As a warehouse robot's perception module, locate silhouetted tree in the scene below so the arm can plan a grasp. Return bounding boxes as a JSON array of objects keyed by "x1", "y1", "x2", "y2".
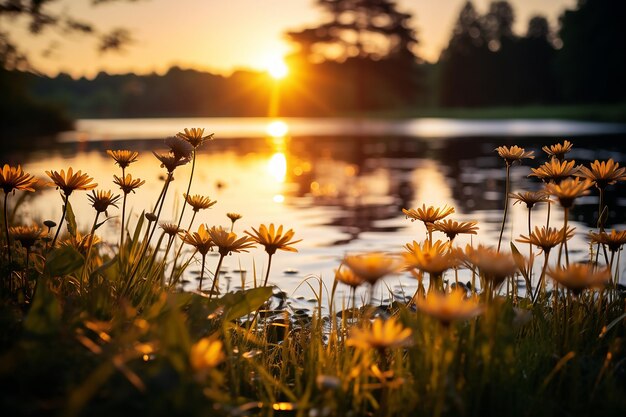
[
  {"x1": 285, "y1": 0, "x2": 423, "y2": 111},
  {"x1": 555, "y1": 0, "x2": 626, "y2": 103}
]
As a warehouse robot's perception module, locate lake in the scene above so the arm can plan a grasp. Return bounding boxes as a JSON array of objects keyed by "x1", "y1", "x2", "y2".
[{"x1": 5, "y1": 117, "x2": 626, "y2": 311}]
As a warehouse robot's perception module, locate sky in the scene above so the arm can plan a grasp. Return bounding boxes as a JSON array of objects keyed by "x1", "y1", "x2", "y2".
[{"x1": 8, "y1": 0, "x2": 576, "y2": 78}]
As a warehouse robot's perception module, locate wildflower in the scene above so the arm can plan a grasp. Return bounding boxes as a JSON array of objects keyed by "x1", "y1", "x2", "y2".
[
  {"x1": 177, "y1": 127, "x2": 214, "y2": 149},
  {"x1": 403, "y1": 205, "x2": 455, "y2": 237},
  {"x1": 495, "y1": 145, "x2": 534, "y2": 166},
  {"x1": 416, "y1": 290, "x2": 483, "y2": 325},
  {"x1": 190, "y1": 337, "x2": 225, "y2": 372},
  {"x1": 509, "y1": 191, "x2": 551, "y2": 209},
  {"x1": 588, "y1": 230, "x2": 626, "y2": 253},
  {"x1": 183, "y1": 193, "x2": 217, "y2": 212},
  {"x1": 43, "y1": 220, "x2": 57, "y2": 230},
  {"x1": 547, "y1": 264, "x2": 610, "y2": 295},
  {"x1": 403, "y1": 240, "x2": 458, "y2": 276},
  {"x1": 529, "y1": 159, "x2": 580, "y2": 183},
  {"x1": 227, "y1": 212, "x2": 242, "y2": 222},
  {"x1": 542, "y1": 140, "x2": 573, "y2": 161},
  {"x1": 431, "y1": 219, "x2": 478, "y2": 241},
  {"x1": 60, "y1": 232, "x2": 100, "y2": 254},
  {"x1": 180, "y1": 224, "x2": 213, "y2": 255},
  {"x1": 334, "y1": 267, "x2": 364, "y2": 288},
  {"x1": 346, "y1": 317, "x2": 412, "y2": 350},
  {"x1": 145, "y1": 212, "x2": 158, "y2": 222},
  {"x1": 0, "y1": 164, "x2": 38, "y2": 194},
  {"x1": 245, "y1": 223, "x2": 301, "y2": 255},
  {"x1": 517, "y1": 226, "x2": 575, "y2": 254},
  {"x1": 106, "y1": 150, "x2": 139, "y2": 169},
  {"x1": 88, "y1": 190, "x2": 121, "y2": 214},
  {"x1": 463, "y1": 245, "x2": 517, "y2": 286},
  {"x1": 343, "y1": 252, "x2": 401, "y2": 285},
  {"x1": 10, "y1": 225, "x2": 44, "y2": 249},
  {"x1": 545, "y1": 177, "x2": 593, "y2": 208},
  {"x1": 153, "y1": 151, "x2": 190, "y2": 173},
  {"x1": 46, "y1": 168, "x2": 97, "y2": 196},
  {"x1": 576, "y1": 159, "x2": 626, "y2": 189},
  {"x1": 165, "y1": 136, "x2": 194, "y2": 160},
  {"x1": 159, "y1": 222, "x2": 181, "y2": 237},
  {"x1": 113, "y1": 174, "x2": 145, "y2": 194},
  {"x1": 207, "y1": 226, "x2": 256, "y2": 256}
]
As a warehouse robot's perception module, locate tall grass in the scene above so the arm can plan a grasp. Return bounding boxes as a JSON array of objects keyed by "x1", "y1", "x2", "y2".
[{"x1": 0, "y1": 137, "x2": 625, "y2": 417}]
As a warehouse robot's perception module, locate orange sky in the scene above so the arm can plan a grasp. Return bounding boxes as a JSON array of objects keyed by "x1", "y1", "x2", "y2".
[{"x1": 8, "y1": 0, "x2": 575, "y2": 78}]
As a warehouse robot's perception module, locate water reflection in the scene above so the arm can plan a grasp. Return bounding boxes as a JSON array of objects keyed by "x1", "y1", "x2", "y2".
[{"x1": 5, "y1": 119, "x2": 626, "y2": 300}]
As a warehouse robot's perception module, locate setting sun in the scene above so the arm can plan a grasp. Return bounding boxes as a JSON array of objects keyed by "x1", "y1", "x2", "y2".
[{"x1": 266, "y1": 57, "x2": 289, "y2": 79}]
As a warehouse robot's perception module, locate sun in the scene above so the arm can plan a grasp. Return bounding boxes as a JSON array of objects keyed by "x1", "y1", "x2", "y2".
[{"x1": 266, "y1": 57, "x2": 289, "y2": 80}]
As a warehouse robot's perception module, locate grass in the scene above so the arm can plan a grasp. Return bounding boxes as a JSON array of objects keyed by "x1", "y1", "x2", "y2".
[{"x1": 0, "y1": 135, "x2": 625, "y2": 417}]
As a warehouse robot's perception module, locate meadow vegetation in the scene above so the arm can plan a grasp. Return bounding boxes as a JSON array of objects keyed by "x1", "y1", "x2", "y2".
[{"x1": 0, "y1": 133, "x2": 625, "y2": 416}]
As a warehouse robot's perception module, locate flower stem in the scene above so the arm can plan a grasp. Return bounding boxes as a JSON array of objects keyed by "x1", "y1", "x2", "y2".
[
  {"x1": 557, "y1": 207, "x2": 569, "y2": 267},
  {"x1": 208, "y1": 253, "x2": 225, "y2": 300},
  {"x1": 497, "y1": 164, "x2": 511, "y2": 252},
  {"x1": 176, "y1": 150, "x2": 196, "y2": 230},
  {"x1": 532, "y1": 252, "x2": 550, "y2": 304},
  {"x1": 262, "y1": 253, "x2": 274, "y2": 287},
  {"x1": 198, "y1": 253, "x2": 207, "y2": 292},
  {"x1": 3, "y1": 192, "x2": 11, "y2": 263},
  {"x1": 51, "y1": 194, "x2": 69, "y2": 248},
  {"x1": 81, "y1": 212, "x2": 100, "y2": 293}
]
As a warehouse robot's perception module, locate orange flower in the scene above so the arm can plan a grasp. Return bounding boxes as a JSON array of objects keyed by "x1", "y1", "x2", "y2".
[
  {"x1": 545, "y1": 177, "x2": 593, "y2": 208},
  {"x1": 245, "y1": 223, "x2": 301, "y2": 255},
  {"x1": 495, "y1": 145, "x2": 534, "y2": 165},
  {"x1": 542, "y1": 140, "x2": 573, "y2": 160},
  {"x1": 547, "y1": 264, "x2": 610, "y2": 295},
  {"x1": 334, "y1": 267, "x2": 364, "y2": 288},
  {"x1": 416, "y1": 290, "x2": 483, "y2": 325},
  {"x1": 588, "y1": 229, "x2": 626, "y2": 253},
  {"x1": 463, "y1": 245, "x2": 517, "y2": 286},
  {"x1": 516, "y1": 226, "x2": 575, "y2": 254},
  {"x1": 88, "y1": 190, "x2": 121, "y2": 214},
  {"x1": 183, "y1": 193, "x2": 217, "y2": 212},
  {"x1": 207, "y1": 226, "x2": 256, "y2": 256},
  {"x1": 576, "y1": 159, "x2": 626, "y2": 189},
  {"x1": 0, "y1": 164, "x2": 38, "y2": 194},
  {"x1": 10, "y1": 225, "x2": 44, "y2": 249},
  {"x1": 402, "y1": 205, "x2": 455, "y2": 232},
  {"x1": 343, "y1": 252, "x2": 401, "y2": 284},
  {"x1": 509, "y1": 191, "x2": 551, "y2": 209},
  {"x1": 106, "y1": 150, "x2": 139, "y2": 169},
  {"x1": 403, "y1": 240, "x2": 457, "y2": 275},
  {"x1": 113, "y1": 174, "x2": 145, "y2": 194},
  {"x1": 180, "y1": 224, "x2": 213, "y2": 255},
  {"x1": 46, "y1": 168, "x2": 97, "y2": 196},
  {"x1": 431, "y1": 219, "x2": 478, "y2": 241},
  {"x1": 177, "y1": 128, "x2": 214, "y2": 149},
  {"x1": 346, "y1": 317, "x2": 412, "y2": 349},
  {"x1": 529, "y1": 159, "x2": 580, "y2": 183}
]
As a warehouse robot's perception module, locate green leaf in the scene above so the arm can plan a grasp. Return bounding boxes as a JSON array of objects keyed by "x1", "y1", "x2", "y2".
[
  {"x1": 218, "y1": 287, "x2": 273, "y2": 322},
  {"x1": 44, "y1": 246, "x2": 84, "y2": 276},
  {"x1": 23, "y1": 279, "x2": 61, "y2": 336},
  {"x1": 65, "y1": 199, "x2": 77, "y2": 238}
]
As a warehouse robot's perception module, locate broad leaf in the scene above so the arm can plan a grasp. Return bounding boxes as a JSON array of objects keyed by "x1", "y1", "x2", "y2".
[
  {"x1": 44, "y1": 246, "x2": 84, "y2": 276},
  {"x1": 65, "y1": 199, "x2": 77, "y2": 237}
]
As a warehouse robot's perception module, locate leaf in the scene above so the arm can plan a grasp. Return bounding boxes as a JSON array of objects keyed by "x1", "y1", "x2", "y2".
[
  {"x1": 65, "y1": 199, "x2": 77, "y2": 237},
  {"x1": 44, "y1": 246, "x2": 84, "y2": 276},
  {"x1": 219, "y1": 287, "x2": 273, "y2": 323},
  {"x1": 511, "y1": 242, "x2": 532, "y2": 292},
  {"x1": 597, "y1": 205, "x2": 609, "y2": 228},
  {"x1": 23, "y1": 279, "x2": 61, "y2": 336}
]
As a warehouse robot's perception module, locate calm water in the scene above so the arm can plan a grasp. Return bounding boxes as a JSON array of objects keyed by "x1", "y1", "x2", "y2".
[{"x1": 5, "y1": 117, "x2": 626, "y2": 310}]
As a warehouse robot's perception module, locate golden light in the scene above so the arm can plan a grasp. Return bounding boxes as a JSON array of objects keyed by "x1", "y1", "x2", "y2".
[
  {"x1": 266, "y1": 120, "x2": 289, "y2": 138},
  {"x1": 266, "y1": 57, "x2": 289, "y2": 79},
  {"x1": 268, "y1": 152, "x2": 287, "y2": 183}
]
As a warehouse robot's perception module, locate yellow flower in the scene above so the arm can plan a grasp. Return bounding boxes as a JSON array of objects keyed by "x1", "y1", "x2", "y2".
[
  {"x1": 159, "y1": 222, "x2": 182, "y2": 236},
  {"x1": 516, "y1": 226, "x2": 575, "y2": 254},
  {"x1": 245, "y1": 223, "x2": 301, "y2": 255},
  {"x1": 165, "y1": 136, "x2": 194, "y2": 160},
  {"x1": 207, "y1": 226, "x2": 256, "y2": 256},
  {"x1": 416, "y1": 290, "x2": 483, "y2": 325},
  {"x1": 576, "y1": 159, "x2": 626, "y2": 189},
  {"x1": 402, "y1": 204, "x2": 455, "y2": 231},
  {"x1": 343, "y1": 252, "x2": 400, "y2": 284},
  {"x1": 10, "y1": 225, "x2": 44, "y2": 249},
  {"x1": 0, "y1": 164, "x2": 38, "y2": 194},
  {"x1": 59, "y1": 232, "x2": 101, "y2": 254},
  {"x1": 495, "y1": 145, "x2": 534, "y2": 165},
  {"x1": 190, "y1": 337, "x2": 225, "y2": 371},
  {"x1": 431, "y1": 219, "x2": 478, "y2": 241},
  {"x1": 227, "y1": 212, "x2": 242, "y2": 222},
  {"x1": 547, "y1": 264, "x2": 610, "y2": 295},
  {"x1": 183, "y1": 193, "x2": 217, "y2": 212},
  {"x1": 152, "y1": 151, "x2": 190, "y2": 173},
  {"x1": 46, "y1": 168, "x2": 97, "y2": 196},
  {"x1": 529, "y1": 159, "x2": 580, "y2": 183},
  {"x1": 88, "y1": 190, "x2": 121, "y2": 214},
  {"x1": 180, "y1": 224, "x2": 213, "y2": 255},
  {"x1": 403, "y1": 240, "x2": 457, "y2": 275},
  {"x1": 545, "y1": 177, "x2": 593, "y2": 208},
  {"x1": 346, "y1": 317, "x2": 412, "y2": 350},
  {"x1": 542, "y1": 140, "x2": 573, "y2": 160},
  {"x1": 106, "y1": 150, "x2": 139, "y2": 169},
  {"x1": 113, "y1": 174, "x2": 145, "y2": 194},
  {"x1": 463, "y1": 245, "x2": 517, "y2": 286},
  {"x1": 334, "y1": 267, "x2": 364, "y2": 288},
  {"x1": 588, "y1": 229, "x2": 626, "y2": 253},
  {"x1": 177, "y1": 127, "x2": 214, "y2": 149},
  {"x1": 509, "y1": 191, "x2": 551, "y2": 209}
]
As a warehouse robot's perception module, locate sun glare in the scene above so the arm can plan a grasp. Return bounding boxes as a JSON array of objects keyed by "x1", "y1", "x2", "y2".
[
  {"x1": 268, "y1": 152, "x2": 287, "y2": 183},
  {"x1": 266, "y1": 120, "x2": 289, "y2": 138},
  {"x1": 266, "y1": 57, "x2": 289, "y2": 80}
]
